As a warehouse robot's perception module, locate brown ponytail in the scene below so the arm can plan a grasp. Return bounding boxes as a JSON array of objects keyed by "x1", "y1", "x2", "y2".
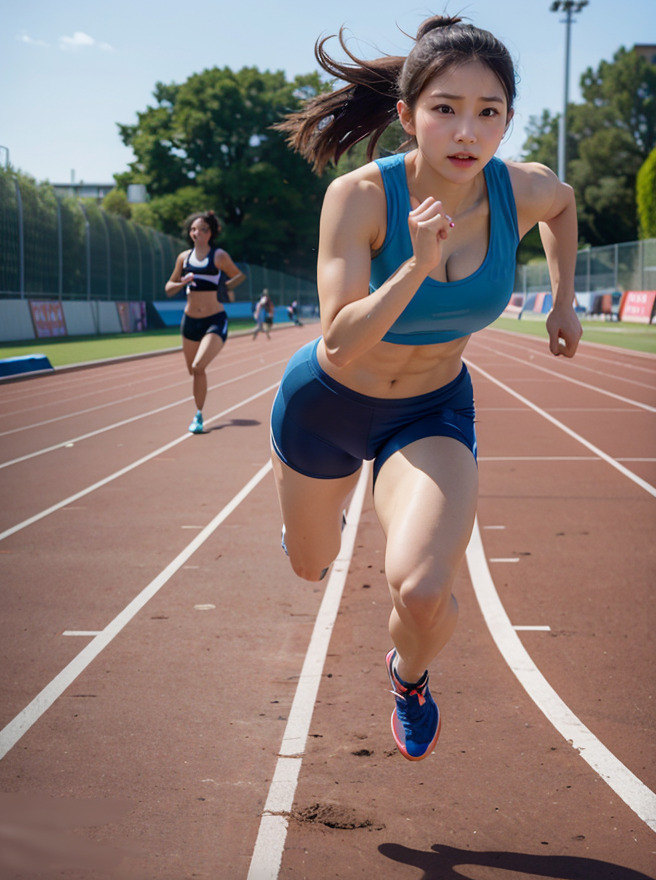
[
  {"x1": 274, "y1": 29, "x2": 403, "y2": 174},
  {"x1": 275, "y1": 14, "x2": 516, "y2": 175}
]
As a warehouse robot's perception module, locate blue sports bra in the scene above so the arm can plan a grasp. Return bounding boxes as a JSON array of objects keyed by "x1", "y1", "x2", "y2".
[{"x1": 371, "y1": 153, "x2": 519, "y2": 344}]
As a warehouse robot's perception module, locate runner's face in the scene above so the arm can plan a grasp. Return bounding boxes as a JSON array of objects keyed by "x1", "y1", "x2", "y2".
[
  {"x1": 398, "y1": 60, "x2": 512, "y2": 180},
  {"x1": 189, "y1": 220, "x2": 211, "y2": 246}
]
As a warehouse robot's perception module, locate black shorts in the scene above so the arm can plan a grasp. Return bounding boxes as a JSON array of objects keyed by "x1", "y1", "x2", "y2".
[{"x1": 181, "y1": 310, "x2": 228, "y2": 342}]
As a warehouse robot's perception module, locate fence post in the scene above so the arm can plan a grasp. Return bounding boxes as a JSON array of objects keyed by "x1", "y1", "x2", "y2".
[
  {"x1": 148, "y1": 230, "x2": 157, "y2": 300},
  {"x1": 78, "y1": 202, "x2": 92, "y2": 300},
  {"x1": 14, "y1": 178, "x2": 24, "y2": 298},
  {"x1": 117, "y1": 217, "x2": 128, "y2": 300},
  {"x1": 135, "y1": 227, "x2": 143, "y2": 299},
  {"x1": 55, "y1": 193, "x2": 63, "y2": 299},
  {"x1": 98, "y1": 210, "x2": 111, "y2": 299}
]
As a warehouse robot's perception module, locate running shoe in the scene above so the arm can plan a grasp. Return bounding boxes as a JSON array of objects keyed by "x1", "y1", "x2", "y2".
[
  {"x1": 189, "y1": 411, "x2": 204, "y2": 434},
  {"x1": 386, "y1": 648, "x2": 440, "y2": 761}
]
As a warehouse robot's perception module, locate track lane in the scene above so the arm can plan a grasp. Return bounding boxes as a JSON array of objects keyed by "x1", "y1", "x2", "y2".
[
  {"x1": 278, "y1": 331, "x2": 655, "y2": 879},
  {"x1": 0, "y1": 326, "x2": 654, "y2": 879}
]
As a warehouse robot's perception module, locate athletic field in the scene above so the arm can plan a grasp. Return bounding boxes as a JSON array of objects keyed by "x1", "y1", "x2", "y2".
[{"x1": 0, "y1": 321, "x2": 654, "y2": 879}]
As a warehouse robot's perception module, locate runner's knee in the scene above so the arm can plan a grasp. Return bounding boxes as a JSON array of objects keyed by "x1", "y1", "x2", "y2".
[
  {"x1": 288, "y1": 557, "x2": 329, "y2": 582},
  {"x1": 285, "y1": 532, "x2": 341, "y2": 582},
  {"x1": 388, "y1": 564, "x2": 457, "y2": 633}
]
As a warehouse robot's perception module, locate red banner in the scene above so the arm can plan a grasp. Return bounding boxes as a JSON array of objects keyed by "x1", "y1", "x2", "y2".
[
  {"x1": 619, "y1": 290, "x2": 656, "y2": 324},
  {"x1": 29, "y1": 301, "x2": 67, "y2": 338}
]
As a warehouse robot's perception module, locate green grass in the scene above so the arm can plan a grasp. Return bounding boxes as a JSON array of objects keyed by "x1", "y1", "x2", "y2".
[
  {"x1": 491, "y1": 316, "x2": 656, "y2": 354},
  {"x1": 0, "y1": 323, "x2": 254, "y2": 367},
  {"x1": 1, "y1": 317, "x2": 654, "y2": 368}
]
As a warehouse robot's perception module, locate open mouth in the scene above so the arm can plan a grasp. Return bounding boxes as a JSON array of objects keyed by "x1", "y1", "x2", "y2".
[{"x1": 448, "y1": 153, "x2": 477, "y2": 164}]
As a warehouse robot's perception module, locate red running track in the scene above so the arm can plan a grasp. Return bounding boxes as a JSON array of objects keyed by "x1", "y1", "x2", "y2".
[{"x1": 0, "y1": 323, "x2": 654, "y2": 879}]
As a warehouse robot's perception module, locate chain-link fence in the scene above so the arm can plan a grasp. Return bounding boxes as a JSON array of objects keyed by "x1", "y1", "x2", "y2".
[
  {"x1": 0, "y1": 172, "x2": 184, "y2": 301},
  {"x1": 0, "y1": 171, "x2": 318, "y2": 309},
  {"x1": 514, "y1": 238, "x2": 656, "y2": 295},
  {"x1": 234, "y1": 265, "x2": 318, "y2": 312},
  {"x1": 2, "y1": 169, "x2": 653, "y2": 309}
]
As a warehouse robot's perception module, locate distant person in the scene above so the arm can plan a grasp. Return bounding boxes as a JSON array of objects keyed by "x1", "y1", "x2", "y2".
[
  {"x1": 287, "y1": 299, "x2": 303, "y2": 326},
  {"x1": 270, "y1": 15, "x2": 582, "y2": 761},
  {"x1": 165, "y1": 210, "x2": 245, "y2": 434},
  {"x1": 253, "y1": 290, "x2": 274, "y2": 340}
]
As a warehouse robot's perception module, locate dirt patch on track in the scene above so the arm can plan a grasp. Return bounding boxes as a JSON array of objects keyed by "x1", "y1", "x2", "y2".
[{"x1": 291, "y1": 801, "x2": 385, "y2": 832}]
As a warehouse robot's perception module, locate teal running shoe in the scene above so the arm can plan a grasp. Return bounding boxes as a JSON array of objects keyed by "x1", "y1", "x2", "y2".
[
  {"x1": 386, "y1": 649, "x2": 440, "y2": 761},
  {"x1": 189, "y1": 411, "x2": 204, "y2": 434}
]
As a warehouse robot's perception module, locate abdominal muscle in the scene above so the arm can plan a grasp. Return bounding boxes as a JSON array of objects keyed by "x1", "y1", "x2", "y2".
[
  {"x1": 315, "y1": 335, "x2": 470, "y2": 398},
  {"x1": 184, "y1": 289, "x2": 225, "y2": 319}
]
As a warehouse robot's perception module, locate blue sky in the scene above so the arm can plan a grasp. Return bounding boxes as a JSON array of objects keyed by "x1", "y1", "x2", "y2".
[{"x1": 1, "y1": 0, "x2": 653, "y2": 184}]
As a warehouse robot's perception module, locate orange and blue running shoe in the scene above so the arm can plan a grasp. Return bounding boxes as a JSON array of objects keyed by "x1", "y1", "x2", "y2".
[{"x1": 386, "y1": 648, "x2": 440, "y2": 761}]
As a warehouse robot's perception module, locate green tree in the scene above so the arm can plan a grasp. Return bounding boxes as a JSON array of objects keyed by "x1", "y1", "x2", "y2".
[
  {"x1": 636, "y1": 146, "x2": 656, "y2": 238},
  {"x1": 102, "y1": 188, "x2": 131, "y2": 219},
  {"x1": 117, "y1": 67, "x2": 333, "y2": 272},
  {"x1": 521, "y1": 46, "x2": 656, "y2": 247},
  {"x1": 520, "y1": 109, "x2": 559, "y2": 170}
]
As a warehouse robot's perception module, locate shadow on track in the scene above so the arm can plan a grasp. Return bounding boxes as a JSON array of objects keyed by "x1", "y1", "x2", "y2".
[
  {"x1": 379, "y1": 842, "x2": 653, "y2": 880},
  {"x1": 201, "y1": 418, "x2": 262, "y2": 434}
]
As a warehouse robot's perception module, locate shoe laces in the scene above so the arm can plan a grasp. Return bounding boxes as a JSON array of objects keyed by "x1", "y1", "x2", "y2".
[{"x1": 390, "y1": 672, "x2": 428, "y2": 709}]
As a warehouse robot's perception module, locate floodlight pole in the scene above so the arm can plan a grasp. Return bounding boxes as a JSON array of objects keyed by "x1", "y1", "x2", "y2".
[{"x1": 550, "y1": 0, "x2": 589, "y2": 181}]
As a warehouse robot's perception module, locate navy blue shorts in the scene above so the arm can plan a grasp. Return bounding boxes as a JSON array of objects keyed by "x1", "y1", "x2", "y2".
[
  {"x1": 271, "y1": 339, "x2": 477, "y2": 483},
  {"x1": 181, "y1": 310, "x2": 228, "y2": 342}
]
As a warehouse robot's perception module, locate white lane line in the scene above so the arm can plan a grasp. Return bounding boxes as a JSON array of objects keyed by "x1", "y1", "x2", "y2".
[
  {"x1": 481, "y1": 455, "x2": 655, "y2": 462},
  {"x1": 471, "y1": 343, "x2": 656, "y2": 409},
  {"x1": 513, "y1": 625, "x2": 551, "y2": 632},
  {"x1": 0, "y1": 398, "x2": 196, "y2": 471},
  {"x1": 480, "y1": 455, "x2": 599, "y2": 461},
  {"x1": 0, "y1": 343, "x2": 273, "y2": 422},
  {"x1": 466, "y1": 516, "x2": 656, "y2": 832},
  {"x1": 0, "y1": 384, "x2": 279, "y2": 542},
  {"x1": 0, "y1": 363, "x2": 286, "y2": 469},
  {"x1": 466, "y1": 360, "x2": 656, "y2": 498},
  {"x1": 0, "y1": 352, "x2": 289, "y2": 436},
  {"x1": 0, "y1": 377, "x2": 187, "y2": 436},
  {"x1": 489, "y1": 557, "x2": 520, "y2": 563},
  {"x1": 484, "y1": 328, "x2": 656, "y2": 381},
  {"x1": 0, "y1": 461, "x2": 273, "y2": 761},
  {"x1": 62, "y1": 631, "x2": 102, "y2": 637},
  {"x1": 0, "y1": 376, "x2": 187, "y2": 437},
  {"x1": 247, "y1": 462, "x2": 371, "y2": 880}
]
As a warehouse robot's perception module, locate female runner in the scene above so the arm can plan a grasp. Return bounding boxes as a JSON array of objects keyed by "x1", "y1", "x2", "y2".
[
  {"x1": 271, "y1": 15, "x2": 582, "y2": 760},
  {"x1": 166, "y1": 210, "x2": 245, "y2": 433}
]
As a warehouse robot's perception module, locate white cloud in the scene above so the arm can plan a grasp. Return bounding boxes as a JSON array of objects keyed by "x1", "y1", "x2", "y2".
[
  {"x1": 16, "y1": 33, "x2": 49, "y2": 48},
  {"x1": 58, "y1": 31, "x2": 114, "y2": 52}
]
